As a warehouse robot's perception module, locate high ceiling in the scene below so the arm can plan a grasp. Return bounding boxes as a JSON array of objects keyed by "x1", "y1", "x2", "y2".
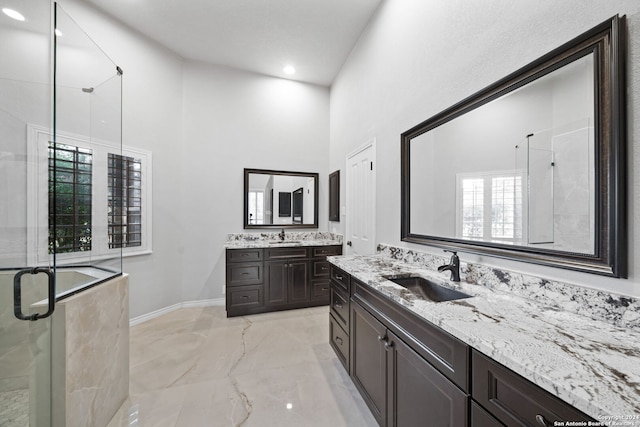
[{"x1": 85, "y1": 0, "x2": 383, "y2": 87}]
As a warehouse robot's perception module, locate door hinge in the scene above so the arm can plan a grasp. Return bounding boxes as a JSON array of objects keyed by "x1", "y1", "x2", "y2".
[{"x1": 370, "y1": 161, "x2": 373, "y2": 171}]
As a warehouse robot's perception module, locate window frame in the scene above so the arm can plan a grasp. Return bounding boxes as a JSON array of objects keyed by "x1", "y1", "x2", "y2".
[
  {"x1": 455, "y1": 169, "x2": 526, "y2": 244},
  {"x1": 27, "y1": 124, "x2": 152, "y2": 266}
]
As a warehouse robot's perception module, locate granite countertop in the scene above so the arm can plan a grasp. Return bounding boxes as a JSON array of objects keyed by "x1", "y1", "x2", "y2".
[
  {"x1": 225, "y1": 239, "x2": 342, "y2": 249},
  {"x1": 224, "y1": 232, "x2": 343, "y2": 249},
  {"x1": 327, "y1": 253, "x2": 640, "y2": 422}
]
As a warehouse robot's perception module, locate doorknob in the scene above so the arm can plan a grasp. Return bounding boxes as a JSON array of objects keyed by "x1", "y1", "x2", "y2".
[{"x1": 347, "y1": 241, "x2": 352, "y2": 247}]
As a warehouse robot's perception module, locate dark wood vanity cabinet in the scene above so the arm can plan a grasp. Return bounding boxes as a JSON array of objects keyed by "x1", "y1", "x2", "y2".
[
  {"x1": 328, "y1": 264, "x2": 597, "y2": 427},
  {"x1": 471, "y1": 350, "x2": 594, "y2": 427},
  {"x1": 226, "y1": 244, "x2": 341, "y2": 317},
  {"x1": 329, "y1": 265, "x2": 351, "y2": 371},
  {"x1": 350, "y1": 281, "x2": 468, "y2": 427}
]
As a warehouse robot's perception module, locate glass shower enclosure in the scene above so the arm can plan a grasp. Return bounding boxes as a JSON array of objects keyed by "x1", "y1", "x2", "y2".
[{"x1": 1, "y1": 1, "x2": 123, "y2": 425}]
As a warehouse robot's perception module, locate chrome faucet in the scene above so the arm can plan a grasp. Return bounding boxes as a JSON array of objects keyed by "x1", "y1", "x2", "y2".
[
  {"x1": 278, "y1": 229, "x2": 285, "y2": 241},
  {"x1": 437, "y1": 250, "x2": 460, "y2": 282}
]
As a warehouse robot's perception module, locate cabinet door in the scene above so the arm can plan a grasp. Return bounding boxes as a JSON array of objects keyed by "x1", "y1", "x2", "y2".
[
  {"x1": 265, "y1": 261, "x2": 288, "y2": 306},
  {"x1": 287, "y1": 261, "x2": 309, "y2": 303},
  {"x1": 387, "y1": 330, "x2": 468, "y2": 427},
  {"x1": 351, "y1": 303, "x2": 388, "y2": 426}
]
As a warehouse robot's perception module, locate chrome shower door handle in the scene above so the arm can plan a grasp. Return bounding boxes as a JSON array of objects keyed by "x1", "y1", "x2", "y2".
[{"x1": 13, "y1": 267, "x2": 56, "y2": 321}]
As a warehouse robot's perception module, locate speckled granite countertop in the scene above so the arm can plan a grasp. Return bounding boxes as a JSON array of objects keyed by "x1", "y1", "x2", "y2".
[
  {"x1": 224, "y1": 232, "x2": 342, "y2": 249},
  {"x1": 327, "y1": 252, "x2": 640, "y2": 422}
]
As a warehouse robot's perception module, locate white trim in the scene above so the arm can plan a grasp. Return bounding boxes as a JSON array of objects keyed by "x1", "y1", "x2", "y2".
[{"x1": 129, "y1": 298, "x2": 225, "y2": 327}]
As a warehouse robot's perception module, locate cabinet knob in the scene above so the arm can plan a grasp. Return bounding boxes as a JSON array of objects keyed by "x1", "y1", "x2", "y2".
[
  {"x1": 335, "y1": 336, "x2": 343, "y2": 345},
  {"x1": 334, "y1": 302, "x2": 343, "y2": 309},
  {"x1": 336, "y1": 275, "x2": 343, "y2": 280},
  {"x1": 241, "y1": 295, "x2": 249, "y2": 299},
  {"x1": 384, "y1": 341, "x2": 394, "y2": 350},
  {"x1": 535, "y1": 415, "x2": 551, "y2": 427},
  {"x1": 377, "y1": 335, "x2": 386, "y2": 342}
]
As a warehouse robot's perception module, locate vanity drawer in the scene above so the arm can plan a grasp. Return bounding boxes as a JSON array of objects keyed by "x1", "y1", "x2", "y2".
[
  {"x1": 329, "y1": 314, "x2": 349, "y2": 371},
  {"x1": 471, "y1": 350, "x2": 593, "y2": 426},
  {"x1": 226, "y1": 262, "x2": 263, "y2": 286},
  {"x1": 227, "y1": 248, "x2": 262, "y2": 263},
  {"x1": 330, "y1": 266, "x2": 350, "y2": 292},
  {"x1": 312, "y1": 245, "x2": 341, "y2": 258},
  {"x1": 311, "y1": 280, "x2": 330, "y2": 300},
  {"x1": 227, "y1": 285, "x2": 263, "y2": 310},
  {"x1": 471, "y1": 402, "x2": 505, "y2": 427},
  {"x1": 330, "y1": 282, "x2": 349, "y2": 330},
  {"x1": 312, "y1": 260, "x2": 331, "y2": 278},
  {"x1": 265, "y1": 247, "x2": 309, "y2": 260}
]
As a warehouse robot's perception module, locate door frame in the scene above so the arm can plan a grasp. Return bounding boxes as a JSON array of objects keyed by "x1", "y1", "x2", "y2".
[{"x1": 345, "y1": 138, "x2": 376, "y2": 255}]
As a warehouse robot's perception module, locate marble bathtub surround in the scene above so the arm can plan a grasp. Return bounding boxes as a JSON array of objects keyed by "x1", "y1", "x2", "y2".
[
  {"x1": 225, "y1": 231, "x2": 343, "y2": 248},
  {"x1": 49, "y1": 274, "x2": 129, "y2": 427},
  {"x1": 377, "y1": 244, "x2": 640, "y2": 328},
  {"x1": 327, "y1": 249, "x2": 640, "y2": 420},
  {"x1": 107, "y1": 306, "x2": 376, "y2": 427}
]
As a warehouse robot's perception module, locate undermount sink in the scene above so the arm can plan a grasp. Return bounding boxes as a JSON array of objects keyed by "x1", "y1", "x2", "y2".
[
  {"x1": 383, "y1": 275, "x2": 472, "y2": 302},
  {"x1": 268, "y1": 240, "x2": 301, "y2": 245}
]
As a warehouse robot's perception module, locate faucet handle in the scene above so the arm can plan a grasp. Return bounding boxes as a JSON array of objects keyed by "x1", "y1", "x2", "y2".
[{"x1": 444, "y1": 250, "x2": 458, "y2": 256}]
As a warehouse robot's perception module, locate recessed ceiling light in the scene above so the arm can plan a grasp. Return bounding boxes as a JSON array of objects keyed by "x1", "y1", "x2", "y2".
[
  {"x1": 283, "y1": 65, "x2": 296, "y2": 75},
  {"x1": 2, "y1": 8, "x2": 25, "y2": 21}
]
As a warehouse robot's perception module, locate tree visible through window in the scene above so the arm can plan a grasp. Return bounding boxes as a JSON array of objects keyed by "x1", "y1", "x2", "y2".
[
  {"x1": 48, "y1": 142, "x2": 93, "y2": 253},
  {"x1": 108, "y1": 153, "x2": 142, "y2": 248}
]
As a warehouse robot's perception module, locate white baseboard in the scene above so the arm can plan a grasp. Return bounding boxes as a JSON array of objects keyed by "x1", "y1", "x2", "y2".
[{"x1": 129, "y1": 298, "x2": 225, "y2": 327}]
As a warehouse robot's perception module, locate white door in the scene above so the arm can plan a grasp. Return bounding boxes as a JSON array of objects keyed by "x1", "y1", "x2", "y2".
[{"x1": 346, "y1": 140, "x2": 376, "y2": 255}]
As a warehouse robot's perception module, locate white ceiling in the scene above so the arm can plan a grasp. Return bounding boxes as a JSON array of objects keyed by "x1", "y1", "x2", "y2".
[{"x1": 85, "y1": 0, "x2": 383, "y2": 87}]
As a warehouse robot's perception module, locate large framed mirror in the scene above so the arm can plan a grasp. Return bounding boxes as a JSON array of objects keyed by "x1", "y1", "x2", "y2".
[
  {"x1": 244, "y1": 168, "x2": 319, "y2": 229},
  {"x1": 401, "y1": 15, "x2": 626, "y2": 277}
]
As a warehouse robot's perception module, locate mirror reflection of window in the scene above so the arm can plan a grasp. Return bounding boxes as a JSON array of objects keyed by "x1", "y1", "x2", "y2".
[
  {"x1": 457, "y1": 171, "x2": 523, "y2": 244},
  {"x1": 248, "y1": 190, "x2": 264, "y2": 224}
]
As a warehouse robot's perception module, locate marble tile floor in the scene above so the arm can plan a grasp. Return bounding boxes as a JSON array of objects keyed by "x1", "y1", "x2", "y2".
[
  {"x1": 0, "y1": 389, "x2": 28, "y2": 427},
  {"x1": 107, "y1": 305, "x2": 377, "y2": 427}
]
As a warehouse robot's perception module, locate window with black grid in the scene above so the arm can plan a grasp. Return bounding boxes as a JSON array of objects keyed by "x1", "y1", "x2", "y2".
[
  {"x1": 108, "y1": 153, "x2": 142, "y2": 248},
  {"x1": 48, "y1": 142, "x2": 93, "y2": 253}
]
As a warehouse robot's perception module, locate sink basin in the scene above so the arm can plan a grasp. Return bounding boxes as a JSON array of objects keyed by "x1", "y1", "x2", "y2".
[
  {"x1": 383, "y1": 276, "x2": 472, "y2": 302},
  {"x1": 268, "y1": 240, "x2": 301, "y2": 245}
]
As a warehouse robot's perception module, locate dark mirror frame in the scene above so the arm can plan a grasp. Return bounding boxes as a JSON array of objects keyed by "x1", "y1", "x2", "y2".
[
  {"x1": 244, "y1": 168, "x2": 319, "y2": 229},
  {"x1": 401, "y1": 15, "x2": 626, "y2": 277}
]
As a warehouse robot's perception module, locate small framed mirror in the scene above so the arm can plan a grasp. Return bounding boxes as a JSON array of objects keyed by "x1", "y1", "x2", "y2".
[
  {"x1": 329, "y1": 170, "x2": 340, "y2": 222},
  {"x1": 401, "y1": 15, "x2": 626, "y2": 277},
  {"x1": 244, "y1": 168, "x2": 319, "y2": 229}
]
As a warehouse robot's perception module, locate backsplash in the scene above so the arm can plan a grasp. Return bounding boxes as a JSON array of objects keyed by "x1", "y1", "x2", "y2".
[
  {"x1": 377, "y1": 244, "x2": 640, "y2": 329},
  {"x1": 227, "y1": 232, "x2": 343, "y2": 243}
]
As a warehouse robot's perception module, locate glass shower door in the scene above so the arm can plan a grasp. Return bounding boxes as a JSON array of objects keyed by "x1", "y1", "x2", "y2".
[
  {"x1": 2, "y1": 1, "x2": 122, "y2": 425},
  {"x1": 1, "y1": 0, "x2": 54, "y2": 425}
]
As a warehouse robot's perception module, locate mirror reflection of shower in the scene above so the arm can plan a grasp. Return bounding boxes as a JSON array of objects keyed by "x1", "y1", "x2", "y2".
[{"x1": 515, "y1": 118, "x2": 594, "y2": 253}]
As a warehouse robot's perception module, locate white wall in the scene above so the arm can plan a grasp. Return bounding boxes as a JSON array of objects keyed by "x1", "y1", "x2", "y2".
[
  {"x1": 181, "y1": 61, "x2": 329, "y2": 303},
  {"x1": 57, "y1": 0, "x2": 185, "y2": 318},
  {"x1": 330, "y1": 0, "x2": 640, "y2": 298}
]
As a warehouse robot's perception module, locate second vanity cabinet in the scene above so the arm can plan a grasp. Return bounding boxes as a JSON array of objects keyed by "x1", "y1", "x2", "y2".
[
  {"x1": 350, "y1": 278, "x2": 468, "y2": 427},
  {"x1": 329, "y1": 266, "x2": 596, "y2": 427},
  {"x1": 226, "y1": 244, "x2": 341, "y2": 317}
]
